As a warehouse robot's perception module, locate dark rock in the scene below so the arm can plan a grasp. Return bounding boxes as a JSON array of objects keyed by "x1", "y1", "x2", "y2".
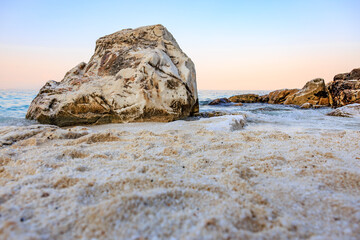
[
  {"x1": 327, "y1": 68, "x2": 360, "y2": 107},
  {"x1": 208, "y1": 98, "x2": 230, "y2": 105},
  {"x1": 333, "y1": 68, "x2": 360, "y2": 81},
  {"x1": 259, "y1": 95, "x2": 269, "y2": 103}
]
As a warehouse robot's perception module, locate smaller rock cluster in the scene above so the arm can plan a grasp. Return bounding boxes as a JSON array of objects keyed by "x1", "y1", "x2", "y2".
[{"x1": 209, "y1": 67, "x2": 360, "y2": 110}]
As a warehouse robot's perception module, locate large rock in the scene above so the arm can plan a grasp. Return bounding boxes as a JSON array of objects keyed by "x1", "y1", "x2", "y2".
[
  {"x1": 267, "y1": 89, "x2": 299, "y2": 104},
  {"x1": 26, "y1": 25, "x2": 198, "y2": 126},
  {"x1": 327, "y1": 103, "x2": 360, "y2": 117},
  {"x1": 327, "y1": 68, "x2": 360, "y2": 108},
  {"x1": 283, "y1": 78, "x2": 329, "y2": 106}
]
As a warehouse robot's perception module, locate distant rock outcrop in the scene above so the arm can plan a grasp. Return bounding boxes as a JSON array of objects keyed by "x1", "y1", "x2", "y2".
[
  {"x1": 228, "y1": 94, "x2": 262, "y2": 103},
  {"x1": 327, "y1": 68, "x2": 360, "y2": 108},
  {"x1": 207, "y1": 68, "x2": 360, "y2": 109},
  {"x1": 267, "y1": 89, "x2": 299, "y2": 104},
  {"x1": 333, "y1": 68, "x2": 360, "y2": 81},
  {"x1": 26, "y1": 25, "x2": 198, "y2": 126},
  {"x1": 208, "y1": 98, "x2": 231, "y2": 105},
  {"x1": 224, "y1": 79, "x2": 330, "y2": 107},
  {"x1": 283, "y1": 78, "x2": 329, "y2": 106}
]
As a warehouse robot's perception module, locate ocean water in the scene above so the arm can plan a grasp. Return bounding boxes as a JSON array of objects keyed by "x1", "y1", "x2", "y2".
[
  {"x1": 0, "y1": 90, "x2": 38, "y2": 126},
  {"x1": 0, "y1": 89, "x2": 359, "y2": 131}
]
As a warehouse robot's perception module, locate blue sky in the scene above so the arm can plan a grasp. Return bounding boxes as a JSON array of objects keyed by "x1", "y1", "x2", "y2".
[{"x1": 1, "y1": 0, "x2": 360, "y2": 89}]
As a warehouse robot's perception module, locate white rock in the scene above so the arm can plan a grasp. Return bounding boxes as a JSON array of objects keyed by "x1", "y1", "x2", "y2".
[
  {"x1": 327, "y1": 103, "x2": 360, "y2": 117},
  {"x1": 26, "y1": 25, "x2": 198, "y2": 126}
]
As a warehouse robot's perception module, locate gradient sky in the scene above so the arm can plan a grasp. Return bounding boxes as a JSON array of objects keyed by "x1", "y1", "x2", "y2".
[{"x1": 1, "y1": 0, "x2": 360, "y2": 90}]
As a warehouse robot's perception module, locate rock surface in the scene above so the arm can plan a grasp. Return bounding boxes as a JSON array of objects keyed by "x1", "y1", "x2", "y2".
[
  {"x1": 334, "y1": 68, "x2": 360, "y2": 81},
  {"x1": 300, "y1": 103, "x2": 312, "y2": 109},
  {"x1": 228, "y1": 94, "x2": 261, "y2": 103},
  {"x1": 283, "y1": 79, "x2": 329, "y2": 106},
  {"x1": 327, "y1": 103, "x2": 360, "y2": 117},
  {"x1": 26, "y1": 25, "x2": 198, "y2": 126},
  {"x1": 267, "y1": 89, "x2": 299, "y2": 104},
  {"x1": 208, "y1": 98, "x2": 230, "y2": 105},
  {"x1": 327, "y1": 68, "x2": 360, "y2": 108}
]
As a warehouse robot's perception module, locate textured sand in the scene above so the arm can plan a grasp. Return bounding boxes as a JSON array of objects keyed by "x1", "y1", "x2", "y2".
[{"x1": 0, "y1": 116, "x2": 359, "y2": 239}]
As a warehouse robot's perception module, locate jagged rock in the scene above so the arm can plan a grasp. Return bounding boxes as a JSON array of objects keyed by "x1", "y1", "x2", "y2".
[
  {"x1": 210, "y1": 78, "x2": 330, "y2": 107},
  {"x1": 208, "y1": 98, "x2": 230, "y2": 105},
  {"x1": 228, "y1": 94, "x2": 260, "y2": 103},
  {"x1": 26, "y1": 25, "x2": 198, "y2": 126},
  {"x1": 327, "y1": 103, "x2": 360, "y2": 117},
  {"x1": 283, "y1": 78, "x2": 329, "y2": 106},
  {"x1": 333, "y1": 68, "x2": 360, "y2": 81},
  {"x1": 259, "y1": 94, "x2": 269, "y2": 103},
  {"x1": 233, "y1": 103, "x2": 243, "y2": 106},
  {"x1": 318, "y1": 97, "x2": 330, "y2": 106},
  {"x1": 327, "y1": 68, "x2": 360, "y2": 108},
  {"x1": 267, "y1": 89, "x2": 299, "y2": 104}
]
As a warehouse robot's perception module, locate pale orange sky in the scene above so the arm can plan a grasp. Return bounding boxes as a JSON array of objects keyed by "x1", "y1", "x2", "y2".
[
  {"x1": 1, "y1": 42, "x2": 359, "y2": 90},
  {"x1": 1, "y1": 1, "x2": 359, "y2": 91}
]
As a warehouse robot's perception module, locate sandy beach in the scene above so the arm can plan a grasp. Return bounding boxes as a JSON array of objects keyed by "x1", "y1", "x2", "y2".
[
  {"x1": 1, "y1": 1, "x2": 360, "y2": 239},
  {"x1": 1, "y1": 116, "x2": 359, "y2": 239}
]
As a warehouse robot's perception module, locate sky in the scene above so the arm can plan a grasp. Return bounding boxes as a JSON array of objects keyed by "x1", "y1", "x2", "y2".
[{"x1": 0, "y1": 0, "x2": 359, "y2": 90}]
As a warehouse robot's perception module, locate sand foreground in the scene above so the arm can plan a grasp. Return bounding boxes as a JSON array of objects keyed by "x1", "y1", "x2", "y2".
[{"x1": 0, "y1": 116, "x2": 359, "y2": 239}]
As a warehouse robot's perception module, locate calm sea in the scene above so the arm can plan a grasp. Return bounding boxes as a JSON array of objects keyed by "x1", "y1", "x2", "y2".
[{"x1": 0, "y1": 89, "x2": 359, "y2": 130}]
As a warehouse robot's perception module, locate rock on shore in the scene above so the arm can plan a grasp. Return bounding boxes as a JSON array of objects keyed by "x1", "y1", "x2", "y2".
[
  {"x1": 327, "y1": 103, "x2": 360, "y2": 117},
  {"x1": 224, "y1": 78, "x2": 330, "y2": 107},
  {"x1": 327, "y1": 68, "x2": 360, "y2": 107},
  {"x1": 333, "y1": 68, "x2": 360, "y2": 81},
  {"x1": 228, "y1": 94, "x2": 262, "y2": 103},
  {"x1": 208, "y1": 98, "x2": 231, "y2": 105},
  {"x1": 26, "y1": 25, "x2": 198, "y2": 126},
  {"x1": 267, "y1": 89, "x2": 299, "y2": 104},
  {"x1": 283, "y1": 78, "x2": 329, "y2": 106},
  {"x1": 209, "y1": 68, "x2": 360, "y2": 109}
]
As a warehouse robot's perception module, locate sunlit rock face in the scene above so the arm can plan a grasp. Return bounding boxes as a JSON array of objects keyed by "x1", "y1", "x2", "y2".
[
  {"x1": 283, "y1": 78, "x2": 329, "y2": 106},
  {"x1": 267, "y1": 89, "x2": 299, "y2": 104},
  {"x1": 228, "y1": 94, "x2": 262, "y2": 103},
  {"x1": 26, "y1": 24, "x2": 198, "y2": 126}
]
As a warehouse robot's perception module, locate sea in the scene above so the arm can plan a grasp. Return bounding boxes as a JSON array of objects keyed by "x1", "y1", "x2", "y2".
[{"x1": 0, "y1": 89, "x2": 359, "y2": 131}]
